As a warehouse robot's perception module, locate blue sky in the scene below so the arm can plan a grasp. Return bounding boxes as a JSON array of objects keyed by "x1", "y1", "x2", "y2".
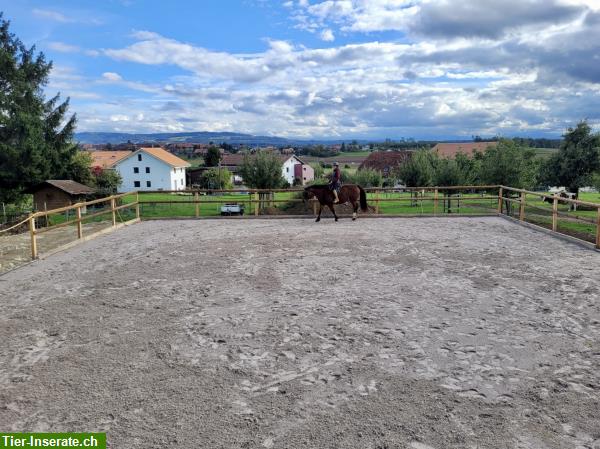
[{"x1": 2, "y1": 0, "x2": 600, "y2": 139}]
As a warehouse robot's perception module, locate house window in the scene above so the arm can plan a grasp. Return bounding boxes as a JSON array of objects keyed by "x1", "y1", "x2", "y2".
[
  {"x1": 146, "y1": 167, "x2": 150, "y2": 173},
  {"x1": 134, "y1": 167, "x2": 139, "y2": 173},
  {"x1": 146, "y1": 181, "x2": 152, "y2": 187},
  {"x1": 304, "y1": 167, "x2": 306, "y2": 171},
  {"x1": 134, "y1": 181, "x2": 141, "y2": 187},
  {"x1": 286, "y1": 167, "x2": 289, "y2": 173},
  {"x1": 138, "y1": 154, "x2": 142, "y2": 161}
]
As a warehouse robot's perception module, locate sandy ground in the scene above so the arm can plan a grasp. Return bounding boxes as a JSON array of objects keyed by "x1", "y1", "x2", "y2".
[
  {"x1": 0, "y1": 221, "x2": 114, "y2": 274},
  {"x1": 1, "y1": 217, "x2": 599, "y2": 449}
]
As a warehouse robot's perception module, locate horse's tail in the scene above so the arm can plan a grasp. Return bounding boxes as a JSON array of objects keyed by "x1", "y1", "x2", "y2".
[{"x1": 359, "y1": 186, "x2": 368, "y2": 211}]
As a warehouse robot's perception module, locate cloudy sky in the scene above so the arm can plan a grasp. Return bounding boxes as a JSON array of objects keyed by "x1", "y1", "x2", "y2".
[{"x1": 3, "y1": 0, "x2": 600, "y2": 139}]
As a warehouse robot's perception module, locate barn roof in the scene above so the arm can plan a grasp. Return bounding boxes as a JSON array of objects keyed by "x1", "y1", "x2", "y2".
[
  {"x1": 432, "y1": 142, "x2": 498, "y2": 158},
  {"x1": 358, "y1": 151, "x2": 413, "y2": 173},
  {"x1": 27, "y1": 180, "x2": 96, "y2": 195}
]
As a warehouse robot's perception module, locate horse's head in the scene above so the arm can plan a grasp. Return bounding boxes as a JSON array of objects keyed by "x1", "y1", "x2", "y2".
[{"x1": 303, "y1": 187, "x2": 315, "y2": 201}]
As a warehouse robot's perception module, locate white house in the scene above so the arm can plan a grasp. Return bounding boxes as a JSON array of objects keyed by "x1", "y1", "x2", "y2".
[
  {"x1": 281, "y1": 155, "x2": 315, "y2": 186},
  {"x1": 114, "y1": 147, "x2": 190, "y2": 191}
]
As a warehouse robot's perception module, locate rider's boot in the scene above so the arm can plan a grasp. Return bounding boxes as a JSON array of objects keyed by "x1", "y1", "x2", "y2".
[{"x1": 333, "y1": 189, "x2": 340, "y2": 204}]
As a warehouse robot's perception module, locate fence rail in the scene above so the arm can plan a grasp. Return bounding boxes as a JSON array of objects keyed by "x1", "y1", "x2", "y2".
[{"x1": 1, "y1": 185, "x2": 599, "y2": 274}]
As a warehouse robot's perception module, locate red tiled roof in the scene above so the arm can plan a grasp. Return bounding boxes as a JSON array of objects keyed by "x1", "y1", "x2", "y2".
[
  {"x1": 358, "y1": 151, "x2": 413, "y2": 175},
  {"x1": 89, "y1": 150, "x2": 132, "y2": 169},
  {"x1": 432, "y1": 142, "x2": 498, "y2": 158},
  {"x1": 132, "y1": 147, "x2": 191, "y2": 167}
]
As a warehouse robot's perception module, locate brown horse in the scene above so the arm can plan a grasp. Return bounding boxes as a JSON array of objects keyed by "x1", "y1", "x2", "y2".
[{"x1": 303, "y1": 184, "x2": 369, "y2": 222}]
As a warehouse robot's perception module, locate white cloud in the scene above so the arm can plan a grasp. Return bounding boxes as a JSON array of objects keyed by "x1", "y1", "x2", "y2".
[
  {"x1": 47, "y1": 42, "x2": 81, "y2": 53},
  {"x1": 33, "y1": 8, "x2": 72, "y2": 23},
  {"x1": 320, "y1": 29, "x2": 335, "y2": 41},
  {"x1": 102, "y1": 72, "x2": 123, "y2": 82},
  {"x1": 66, "y1": 2, "x2": 600, "y2": 137}
]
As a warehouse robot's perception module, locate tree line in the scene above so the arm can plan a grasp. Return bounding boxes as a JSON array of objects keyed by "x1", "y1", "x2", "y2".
[{"x1": 397, "y1": 124, "x2": 600, "y2": 194}]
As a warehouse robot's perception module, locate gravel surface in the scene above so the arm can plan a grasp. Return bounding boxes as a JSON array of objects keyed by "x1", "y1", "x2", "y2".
[{"x1": 1, "y1": 217, "x2": 599, "y2": 449}]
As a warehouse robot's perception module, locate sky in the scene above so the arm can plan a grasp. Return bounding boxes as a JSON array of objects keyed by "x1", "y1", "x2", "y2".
[{"x1": 2, "y1": 0, "x2": 600, "y2": 140}]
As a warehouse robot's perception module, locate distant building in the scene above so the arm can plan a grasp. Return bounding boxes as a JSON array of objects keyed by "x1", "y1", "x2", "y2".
[
  {"x1": 113, "y1": 147, "x2": 191, "y2": 191},
  {"x1": 220, "y1": 153, "x2": 314, "y2": 186},
  {"x1": 432, "y1": 142, "x2": 498, "y2": 158},
  {"x1": 27, "y1": 180, "x2": 95, "y2": 212},
  {"x1": 359, "y1": 151, "x2": 413, "y2": 177}
]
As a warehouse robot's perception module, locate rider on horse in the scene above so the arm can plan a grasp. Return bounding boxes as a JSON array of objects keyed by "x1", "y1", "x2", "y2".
[{"x1": 329, "y1": 162, "x2": 342, "y2": 203}]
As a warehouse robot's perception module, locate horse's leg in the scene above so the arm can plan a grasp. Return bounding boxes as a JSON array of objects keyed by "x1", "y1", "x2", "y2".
[
  {"x1": 315, "y1": 203, "x2": 322, "y2": 222},
  {"x1": 352, "y1": 200, "x2": 358, "y2": 221},
  {"x1": 327, "y1": 203, "x2": 338, "y2": 221}
]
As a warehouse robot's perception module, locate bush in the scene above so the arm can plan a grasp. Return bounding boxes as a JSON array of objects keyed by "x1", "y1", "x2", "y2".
[
  {"x1": 199, "y1": 167, "x2": 233, "y2": 190},
  {"x1": 345, "y1": 168, "x2": 383, "y2": 187}
]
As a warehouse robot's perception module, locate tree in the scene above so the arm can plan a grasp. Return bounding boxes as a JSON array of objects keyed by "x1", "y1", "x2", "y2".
[
  {"x1": 478, "y1": 139, "x2": 538, "y2": 215},
  {"x1": 0, "y1": 14, "x2": 77, "y2": 203},
  {"x1": 68, "y1": 151, "x2": 94, "y2": 186},
  {"x1": 93, "y1": 167, "x2": 122, "y2": 195},
  {"x1": 239, "y1": 152, "x2": 285, "y2": 188},
  {"x1": 205, "y1": 146, "x2": 221, "y2": 167},
  {"x1": 396, "y1": 149, "x2": 437, "y2": 187},
  {"x1": 345, "y1": 168, "x2": 383, "y2": 187},
  {"x1": 239, "y1": 152, "x2": 285, "y2": 211},
  {"x1": 478, "y1": 139, "x2": 538, "y2": 188},
  {"x1": 540, "y1": 121, "x2": 600, "y2": 193},
  {"x1": 199, "y1": 167, "x2": 232, "y2": 190}
]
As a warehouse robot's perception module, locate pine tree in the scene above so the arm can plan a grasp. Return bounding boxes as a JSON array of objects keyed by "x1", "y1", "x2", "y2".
[{"x1": 0, "y1": 14, "x2": 77, "y2": 203}]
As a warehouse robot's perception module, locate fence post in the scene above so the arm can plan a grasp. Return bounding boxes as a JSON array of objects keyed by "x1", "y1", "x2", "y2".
[
  {"x1": 375, "y1": 190, "x2": 380, "y2": 214},
  {"x1": 29, "y1": 214, "x2": 37, "y2": 260},
  {"x1": 76, "y1": 205, "x2": 83, "y2": 239},
  {"x1": 434, "y1": 188, "x2": 438, "y2": 215},
  {"x1": 111, "y1": 197, "x2": 117, "y2": 226},
  {"x1": 519, "y1": 191, "x2": 526, "y2": 221},
  {"x1": 135, "y1": 192, "x2": 140, "y2": 219},
  {"x1": 552, "y1": 196, "x2": 558, "y2": 232},
  {"x1": 497, "y1": 187, "x2": 503, "y2": 214},
  {"x1": 254, "y1": 192, "x2": 259, "y2": 216},
  {"x1": 194, "y1": 192, "x2": 200, "y2": 218},
  {"x1": 596, "y1": 207, "x2": 600, "y2": 249}
]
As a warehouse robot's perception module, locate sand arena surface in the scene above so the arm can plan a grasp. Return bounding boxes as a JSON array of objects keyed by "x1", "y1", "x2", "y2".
[{"x1": 1, "y1": 217, "x2": 599, "y2": 448}]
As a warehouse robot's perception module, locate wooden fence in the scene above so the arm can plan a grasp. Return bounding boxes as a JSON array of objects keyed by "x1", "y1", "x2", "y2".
[{"x1": 1, "y1": 185, "x2": 598, "y2": 269}]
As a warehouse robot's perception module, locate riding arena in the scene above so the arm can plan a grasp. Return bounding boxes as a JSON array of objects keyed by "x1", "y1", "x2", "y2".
[{"x1": 1, "y1": 186, "x2": 599, "y2": 448}]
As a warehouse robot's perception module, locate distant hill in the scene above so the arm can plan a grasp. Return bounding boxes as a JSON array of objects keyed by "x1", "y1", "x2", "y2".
[
  {"x1": 74, "y1": 131, "x2": 386, "y2": 146},
  {"x1": 75, "y1": 131, "x2": 298, "y2": 146}
]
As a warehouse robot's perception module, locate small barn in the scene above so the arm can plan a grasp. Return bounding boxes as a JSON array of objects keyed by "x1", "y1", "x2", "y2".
[{"x1": 28, "y1": 180, "x2": 96, "y2": 212}]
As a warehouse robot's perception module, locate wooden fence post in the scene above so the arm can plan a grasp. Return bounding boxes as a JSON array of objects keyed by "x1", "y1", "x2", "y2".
[
  {"x1": 595, "y1": 207, "x2": 600, "y2": 249},
  {"x1": 497, "y1": 187, "x2": 503, "y2": 214},
  {"x1": 552, "y1": 196, "x2": 558, "y2": 232},
  {"x1": 375, "y1": 190, "x2": 380, "y2": 214},
  {"x1": 519, "y1": 191, "x2": 526, "y2": 221},
  {"x1": 135, "y1": 192, "x2": 140, "y2": 219},
  {"x1": 29, "y1": 215, "x2": 37, "y2": 260},
  {"x1": 254, "y1": 192, "x2": 259, "y2": 216},
  {"x1": 434, "y1": 188, "x2": 438, "y2": 215},
  {"x1": 111, "y1": 197, "x2": 117, "y2": 226},
  {"x1": 194, "y1": 192, "x2": 200, "y2": 218},
  {"x1": 76, "y1": 205, "x2": 83, "y2": 239}
]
